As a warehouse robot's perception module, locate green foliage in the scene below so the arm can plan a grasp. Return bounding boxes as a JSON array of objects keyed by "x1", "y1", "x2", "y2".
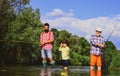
[
  {"x1": 101, "y1": 41, "x2": 120, "y2": 70},
  {"x1": 0, "y1": 1, "x2": 43, "y2": 64},
  {"x1": 104, "y1": 41, "x2": 120, "y2": 70},
  {"x1": 70, "y1": 52, "x2": 82, "y2": 65},
  {"x1": 109, "y1": 51, "x2": 120, "y2": 70}
]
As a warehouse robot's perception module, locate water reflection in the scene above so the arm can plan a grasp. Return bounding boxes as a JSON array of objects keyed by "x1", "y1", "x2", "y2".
[
  {"x1": 0, "y1": 65, "x2": 120, "y2": 76},
  {"x1": 40, "y1": 68, "x2": 52, "y2": 76},
  {"x1": 39, "y1": 68, "x2": 89, "y2": 76},
  {"x1": 90, "y1": 70, "x2": 102, "y2": 76},
  {"x1": 60, "y1": 70, "x2": 68, "y2": 76},
  {"x1": 40, "y1": 68, "x2": 69, "y2": 76}
]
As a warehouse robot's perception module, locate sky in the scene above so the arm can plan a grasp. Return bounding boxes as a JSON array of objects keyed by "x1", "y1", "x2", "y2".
[{"x1": 29, "y1": 0, "x2": 120, "y2": 50}]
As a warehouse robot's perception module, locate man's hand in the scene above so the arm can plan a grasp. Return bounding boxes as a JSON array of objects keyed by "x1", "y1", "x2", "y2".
[
  {"x1": 40, "y1": 42, "x2": 45, "y2": 46},
  {"x1": 44, "y1": 40, "x2": 51, "y2": 44},
  {"x1": 97, "y1": 43, "x2": 105, "y2": 48}
]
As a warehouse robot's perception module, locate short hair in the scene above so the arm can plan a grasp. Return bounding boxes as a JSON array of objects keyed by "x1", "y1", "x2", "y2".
[
  {"x1": 62, "y1": 40, "x2": 68, "y2": 45},
  {"x1": 44, "y1": 23, "x2": 49, "y2": 28}
]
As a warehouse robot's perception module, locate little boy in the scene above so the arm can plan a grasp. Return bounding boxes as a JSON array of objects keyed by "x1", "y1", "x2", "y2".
[{"x1": 59, "y1": 40, "x2": 70, "y2": 70}]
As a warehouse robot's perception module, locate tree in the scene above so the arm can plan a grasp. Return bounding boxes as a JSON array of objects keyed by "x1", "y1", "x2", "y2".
[
  {"x1": 0, "y1": 0, "x2": 30, "y2": 65},
  {"x1": 0, "y1": 6, "x2": 43, "y2": 64}
]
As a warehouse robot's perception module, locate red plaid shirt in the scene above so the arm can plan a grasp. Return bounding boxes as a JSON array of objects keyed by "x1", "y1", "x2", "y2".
[{"x1": 40, "y1": 31, "x2": 54, "y2": 50}]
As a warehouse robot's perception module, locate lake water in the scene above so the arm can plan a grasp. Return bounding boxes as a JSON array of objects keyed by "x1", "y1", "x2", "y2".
[{"x1": 0, "y1": 65, "x2": 120, "y2": 76}]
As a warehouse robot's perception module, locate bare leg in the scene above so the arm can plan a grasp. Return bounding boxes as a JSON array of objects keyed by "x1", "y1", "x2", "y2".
[
  {"x1": 97, "y1": 66, "x2": 101, "y2": 70},
  {"x1": 64, "y1": 67, "x2": 68, "y2": 70},
  {"x1": 90, "y1": 66, "x2": 94, "y2": 70}
]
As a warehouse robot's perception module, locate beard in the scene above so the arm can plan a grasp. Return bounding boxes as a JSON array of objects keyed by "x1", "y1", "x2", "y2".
[
  {"x1": 96, "y1": 34, "x2": 101, "y2": 37},
  {"x1": 44, "y1": 29, "x2": 49, "y2": 33}
]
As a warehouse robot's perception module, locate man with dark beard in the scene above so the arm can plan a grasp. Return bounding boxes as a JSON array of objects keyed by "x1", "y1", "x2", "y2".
[{"x1": 40, "y1": 23, "x2": 55, "y2": 69}]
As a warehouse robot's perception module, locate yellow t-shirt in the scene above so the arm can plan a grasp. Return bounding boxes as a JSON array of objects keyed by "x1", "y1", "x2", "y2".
[{"x1": 59, "y1": 46, "x2": 70, "y2": 60}]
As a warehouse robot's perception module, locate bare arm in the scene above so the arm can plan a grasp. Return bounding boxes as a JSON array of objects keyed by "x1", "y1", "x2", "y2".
[{"x1": 58, "y1": 43, "x2": 63, "y2": 51}]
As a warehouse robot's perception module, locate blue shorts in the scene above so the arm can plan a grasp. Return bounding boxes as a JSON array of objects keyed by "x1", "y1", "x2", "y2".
[{"x1": 41, "y1": 49, "x2": 52, "y2": 58}]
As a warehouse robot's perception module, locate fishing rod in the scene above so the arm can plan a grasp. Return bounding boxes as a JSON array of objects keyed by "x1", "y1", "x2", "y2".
[
  {"x1": 106, "y1": 23, "x2": 118, "y2": 41},
  {"x1": 102, "y1": 22, "x2": 119, "y2": 72},
  {"x1": 0, "y1": 40, "x2": 39, "y2": 44}
]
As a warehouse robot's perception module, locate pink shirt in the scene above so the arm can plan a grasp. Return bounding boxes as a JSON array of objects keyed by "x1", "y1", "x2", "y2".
[{"x1": 40, "y1": 31, "x2": 54, "y2": 50}]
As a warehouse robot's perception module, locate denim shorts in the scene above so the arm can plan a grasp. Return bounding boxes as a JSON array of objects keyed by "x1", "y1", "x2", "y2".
[{"x1": 41, "y1": 49, "x2": 52, "y2": 58}]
